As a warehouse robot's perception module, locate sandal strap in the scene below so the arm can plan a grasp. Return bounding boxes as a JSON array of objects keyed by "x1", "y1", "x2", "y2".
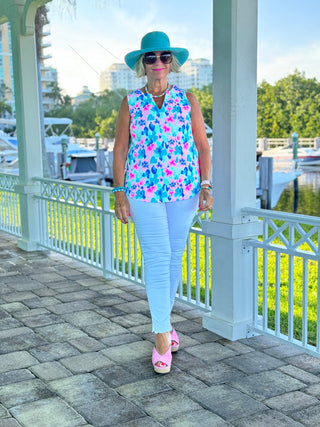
[
  {"x1": 171, "y1": 328, "x2": 179, "y2": 346},
  {"x1": 152, "y1": 346, "x2": 172, "y2": 368}
]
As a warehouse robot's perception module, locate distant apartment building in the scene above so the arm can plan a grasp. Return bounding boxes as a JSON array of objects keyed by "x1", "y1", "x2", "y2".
[
  {"x1": 0, "y1": 22, "x2": 58, "y2": 117},
  {"x1": 38, "y1": 26, "x2": 58, "y2": 113},
  {"x1": 100, "y1": 58, "x2": 212, "y2": 92},
  {"x1": 0, "y1": 23, "x2": 14, "y2": 116},
  {"x1": 181, "y1": 58, "x2": 212, "y2": 88},
  {"x1": 100, "y1": 63, "x2": 146, "y2": 93}
]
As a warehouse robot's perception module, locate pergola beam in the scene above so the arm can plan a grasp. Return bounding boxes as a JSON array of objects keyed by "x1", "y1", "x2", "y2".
[{"x1": 22, "y1": 0, "x2": 51, "y2": 35}]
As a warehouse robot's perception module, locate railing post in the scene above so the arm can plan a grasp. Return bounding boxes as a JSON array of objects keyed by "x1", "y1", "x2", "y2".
[
  {"x1": 314, "y1": 137, "x2": 320, "y2": 149},
  {"x1": 96, "y1": 150, "x2": 106, "y2": 174},
  {"x1": 259, "y1": 157, "x2": 273, "y2": 209},
  {"x1": 257, "y1": 138, "x2": 268, "y2": 152},
  {"x1": 100, "y1": 190, "x2": 114, "y2": 278}
]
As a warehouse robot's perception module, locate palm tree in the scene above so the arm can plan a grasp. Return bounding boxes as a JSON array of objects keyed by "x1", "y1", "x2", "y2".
[
  {"x1": 0, "y1": 83, "x2": 12, "y2": 117},
  {"x1": 33, "y1": 2, "x2": 80, "y2": 176},
  {"x1": 0, "y1": 101, "x2": 12, "y2": 117},
  {"x1": 33, "y1": 1, "x2": 117, "y2": 176},
  {"x1": 47, "y1": 81, "x2": 63, "y2": 104}
]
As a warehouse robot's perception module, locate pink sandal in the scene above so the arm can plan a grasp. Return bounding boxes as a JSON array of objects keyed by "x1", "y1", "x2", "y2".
[
  {"x1": 171, "y1": 328, "x2": 180, "y2": 353},
  {"x1": 152, "y1": 346, "x2": 172, "y2": 374}
]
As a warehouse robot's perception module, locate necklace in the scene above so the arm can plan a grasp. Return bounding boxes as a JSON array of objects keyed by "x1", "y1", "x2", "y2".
[{"x1": 145, "y1": 84, "x2": 169, "y2": 98}]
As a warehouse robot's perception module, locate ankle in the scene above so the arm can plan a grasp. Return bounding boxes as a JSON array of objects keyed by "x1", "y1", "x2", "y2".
[{"x1": 155, "y1": 332, "x2": 170, "y2": 353}]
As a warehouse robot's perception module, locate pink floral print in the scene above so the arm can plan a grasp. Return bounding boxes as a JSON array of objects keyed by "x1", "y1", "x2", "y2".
[{"x1": 125, "y1": 85, "x2": 200, "y2": 203}]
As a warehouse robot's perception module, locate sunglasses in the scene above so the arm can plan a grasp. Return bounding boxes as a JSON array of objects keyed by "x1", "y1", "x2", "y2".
[{"x1": 143, "y1": 51, "x2": 173, "y2": 65}]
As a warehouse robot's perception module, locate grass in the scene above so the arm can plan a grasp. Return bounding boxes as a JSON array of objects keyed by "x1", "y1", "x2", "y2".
[
  {"x1": 258, "y1": 249, "x2": 318, "y2": 345},
  {"x1": 256, "y1": 218, "x2": 319, "y2": 346},
  {"x1": 41, "y1": 193, "x2": 212, "y2": 306},
  {"x1": 0, "y1": 186, "x2": 318, "y2": 346}
]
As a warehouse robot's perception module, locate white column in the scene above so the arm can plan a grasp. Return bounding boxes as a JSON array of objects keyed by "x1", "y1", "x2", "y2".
[
  {"x1": 9, "y1": 2, "x2": 43, "y2": 251},
  {"x1": 202, "y1": 0, "x2": 261, "y2": 340}
]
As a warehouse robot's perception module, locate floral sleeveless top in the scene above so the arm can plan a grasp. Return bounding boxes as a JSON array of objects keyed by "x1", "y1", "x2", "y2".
[{"x1": 125, "y1": 85, "x2": 200, "y2": 203}]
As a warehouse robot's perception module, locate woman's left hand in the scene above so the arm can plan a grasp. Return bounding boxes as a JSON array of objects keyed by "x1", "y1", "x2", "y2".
[{"x1": 199, "y1": 188, "x2": 214, "y2": 211}]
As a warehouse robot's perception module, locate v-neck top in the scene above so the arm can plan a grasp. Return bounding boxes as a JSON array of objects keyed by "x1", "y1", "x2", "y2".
[{"x1": 125, "y1": 85, "x2": 200, "y2": 203}]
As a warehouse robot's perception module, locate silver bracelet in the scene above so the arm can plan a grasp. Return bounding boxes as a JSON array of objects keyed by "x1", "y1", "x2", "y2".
[{"x1": 200, "y1": 180, "x2": 212, "y2": 187}]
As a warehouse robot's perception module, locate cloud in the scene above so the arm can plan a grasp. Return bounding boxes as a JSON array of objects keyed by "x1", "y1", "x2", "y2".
[
  {"x1": 47, "y1": 0, "x2": 213, "y2": 96},
  {"x1": 258, "y1": 41, "x2": 320, "y2": 84}
]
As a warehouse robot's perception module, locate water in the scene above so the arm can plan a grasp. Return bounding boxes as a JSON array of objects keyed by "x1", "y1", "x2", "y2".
[{"x1": 274, "y1": 168, "x2": 320, "y2": 216}]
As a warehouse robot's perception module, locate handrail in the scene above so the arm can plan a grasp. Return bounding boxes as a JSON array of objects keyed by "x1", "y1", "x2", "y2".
[{"x1": 242, "y1": 206, "x2": 320, "y2": 227}]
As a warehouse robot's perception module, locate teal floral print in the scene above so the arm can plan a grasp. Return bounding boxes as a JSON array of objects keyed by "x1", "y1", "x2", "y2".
[{"x1": 125, "y1": 85, "x2": 200, "y2": 203}]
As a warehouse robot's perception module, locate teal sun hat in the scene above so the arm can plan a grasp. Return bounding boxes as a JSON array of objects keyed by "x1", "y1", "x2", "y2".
[{"x1": 124, "y1": 31, "x2": 189, "y2": 70}]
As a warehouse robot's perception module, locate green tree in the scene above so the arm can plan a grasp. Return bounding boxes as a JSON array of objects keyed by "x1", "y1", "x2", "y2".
[
  {"x1": 99, "y1": 109, "x2": 118, "y2": 138},
  {"x1": 0, "y1": 100, "x2": 12, "y2": 117},
  {"x1": 190, "y1": 84, "x2": 212, "y2": 129},
  {"x1": 72, "y1": 98, "x2": 97, "y2": 137},
  {"x1": 0, "y1": 83, "x2": 12, "y2": 116},
  {"x1": 71, "y1": 89, "x2": 124, "y2": 137},
  {"x1": 257, "y1": 70, "x2": 320, "y2": 138},
  {"x1": 0, "y1": 82, "x2": 11, "y2": 100},
  {"x1": 47, "y1": 81, "x2": 63, "y2": 104}
]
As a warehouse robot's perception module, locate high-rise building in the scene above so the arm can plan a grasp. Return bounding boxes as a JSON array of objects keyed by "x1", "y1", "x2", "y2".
[
  {"x1": 100, "y1": 63, "x2": 146, "y2": 93},
  {"x1": 0, "y1": 22, "x2": 58, "y2": 117},
  {"x1": 39, "y1": 27, "x2": 58, "y2": 113},
  {"x1": 100, "y1": 58, "x2": 212, "y2": 92},
  {"x1": 0, "y1": 23, "x2": 14, "y2": 117},
  {"x1": 181, "y1": 58, "x2": 212, "y2": 88}
]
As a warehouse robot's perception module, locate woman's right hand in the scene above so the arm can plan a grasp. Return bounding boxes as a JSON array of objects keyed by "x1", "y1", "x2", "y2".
[{"x1": 114, "y1": 192, "x2": 130, "y2": 224}]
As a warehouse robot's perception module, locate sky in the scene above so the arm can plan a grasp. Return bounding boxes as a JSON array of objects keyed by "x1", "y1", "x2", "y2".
[{"x1": 47, "y1": 0, "x2": 320, "y2": 97}]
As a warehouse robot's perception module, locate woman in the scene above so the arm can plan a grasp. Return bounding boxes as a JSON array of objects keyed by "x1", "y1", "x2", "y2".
[{"x1": 113, "y1": 31, "x2": 213, "y2": 374}]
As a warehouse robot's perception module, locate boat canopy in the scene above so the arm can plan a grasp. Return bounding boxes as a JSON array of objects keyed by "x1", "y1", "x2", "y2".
[
  {"x1": 44, "y1": 118, "x2": 73, "y2": 137},
  {"x1": 0, "y1": 118, "x2": 16, "y2": 126},
  {"x1": 0, "y1": 117, "x2": 73, "y2": 137},
  {"x1": 0, "y1": 117, "x2": 72, "y2": 126},
  {"x1": 44, "y1": 118, "x2": 73, "y2": 126}
]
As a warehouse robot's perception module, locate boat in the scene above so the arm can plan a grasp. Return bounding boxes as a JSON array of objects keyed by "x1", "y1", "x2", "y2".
[
  {"x1": 0, "y1": 117, "x2": 89, "y2": 157},
  {"x1": 0, "y1": 118, "x2": 110, "y2": 184},
  {"x1": 60, "y1": 150, "x2": 112, "y2": 185},
  {"x1": 262, "y1": 145, "x2": 320, "y2": 167},
  {"x1": 256, "y1": 155, "x2": 302, "y2": 208}
]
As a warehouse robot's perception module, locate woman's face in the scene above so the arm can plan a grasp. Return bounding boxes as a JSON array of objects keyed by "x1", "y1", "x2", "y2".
[{"x1": 143, "y1": 51, "x2": 172, "y2": 80}]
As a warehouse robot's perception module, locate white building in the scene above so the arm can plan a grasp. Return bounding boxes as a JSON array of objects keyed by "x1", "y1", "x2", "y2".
[
  {"x1": 0, "y1": 22, "x2": 58, "y2": 116},
  {"x1": 100, "y1": 58, "x2": 212, "y2": 92},
  {"x1": 100, "y1": 63, "x2": 146, "y2": 93},
  {"x1": 73, "y1": 85, "x2": 93, "y2": 106},
  {"x1": 39, "y1": 27, "x2": 58, "y2": 112},
  {"x1": 181, "y1": 58, "x2": 212, "y2": 88},
  {"x1": 0, "y1": 23, "x2": 15, "y2": 117}
]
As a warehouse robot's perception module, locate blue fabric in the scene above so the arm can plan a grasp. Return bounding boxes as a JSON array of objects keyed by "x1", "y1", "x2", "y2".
[
  {"x1": 124, "y1": 31, "x2": 189, "y2": 70},
  {"x1": 129, "y1": 194, "x2": 199, "y2": 333}
]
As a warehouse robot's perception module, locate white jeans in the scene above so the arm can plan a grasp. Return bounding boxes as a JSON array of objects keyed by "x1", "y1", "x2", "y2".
[{"x1": 128, "y1": 194, "x2": 199, "y2": 333}]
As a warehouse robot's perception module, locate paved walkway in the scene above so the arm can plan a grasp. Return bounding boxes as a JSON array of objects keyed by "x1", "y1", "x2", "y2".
[{"x1": 1, "y1": 231, "x2": 320, "y2": 426}]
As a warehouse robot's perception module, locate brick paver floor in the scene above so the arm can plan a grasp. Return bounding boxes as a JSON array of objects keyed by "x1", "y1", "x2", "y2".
[{"x1": 1, "y1": 231, "x2": 320, "y2": 426}]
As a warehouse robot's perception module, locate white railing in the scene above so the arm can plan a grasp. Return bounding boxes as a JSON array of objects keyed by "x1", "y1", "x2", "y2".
[
  {"x1": 242, "y1": 207, "x2": 320, "y2": 356},
  {"x1": 34, "y1": 178, "x2": 212, "y2": 311},
  {"x1": 257, "y1": 137, "x2": 320, "y2": 151},
  {"x1": 2, "y1": 173, "x2": 320, "y2": 352},
  {"x1": 0, "y1": 173, "x2": 21, "y2": 236}
]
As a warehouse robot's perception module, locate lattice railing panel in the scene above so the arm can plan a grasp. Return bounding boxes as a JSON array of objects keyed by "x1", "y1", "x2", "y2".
[
  {"x1": 0, "y1": 173, "x2": 21, "y2": 236},
  {"x1": 34, "y1": 178, "x2": 212, "y2": 311},
  {"x1": 242, "y1": 207, "x2": 320, "y2": 357}
]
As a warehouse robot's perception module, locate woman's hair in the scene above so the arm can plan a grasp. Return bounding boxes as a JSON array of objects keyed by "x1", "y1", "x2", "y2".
[{"x1": 134, "y1": 53, "x2": 181, "y2": 77}]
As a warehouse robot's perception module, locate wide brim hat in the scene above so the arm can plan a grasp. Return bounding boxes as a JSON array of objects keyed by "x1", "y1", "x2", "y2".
[{"x1": 124, "y1": 31, "x2": 189, "y2": 70}]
